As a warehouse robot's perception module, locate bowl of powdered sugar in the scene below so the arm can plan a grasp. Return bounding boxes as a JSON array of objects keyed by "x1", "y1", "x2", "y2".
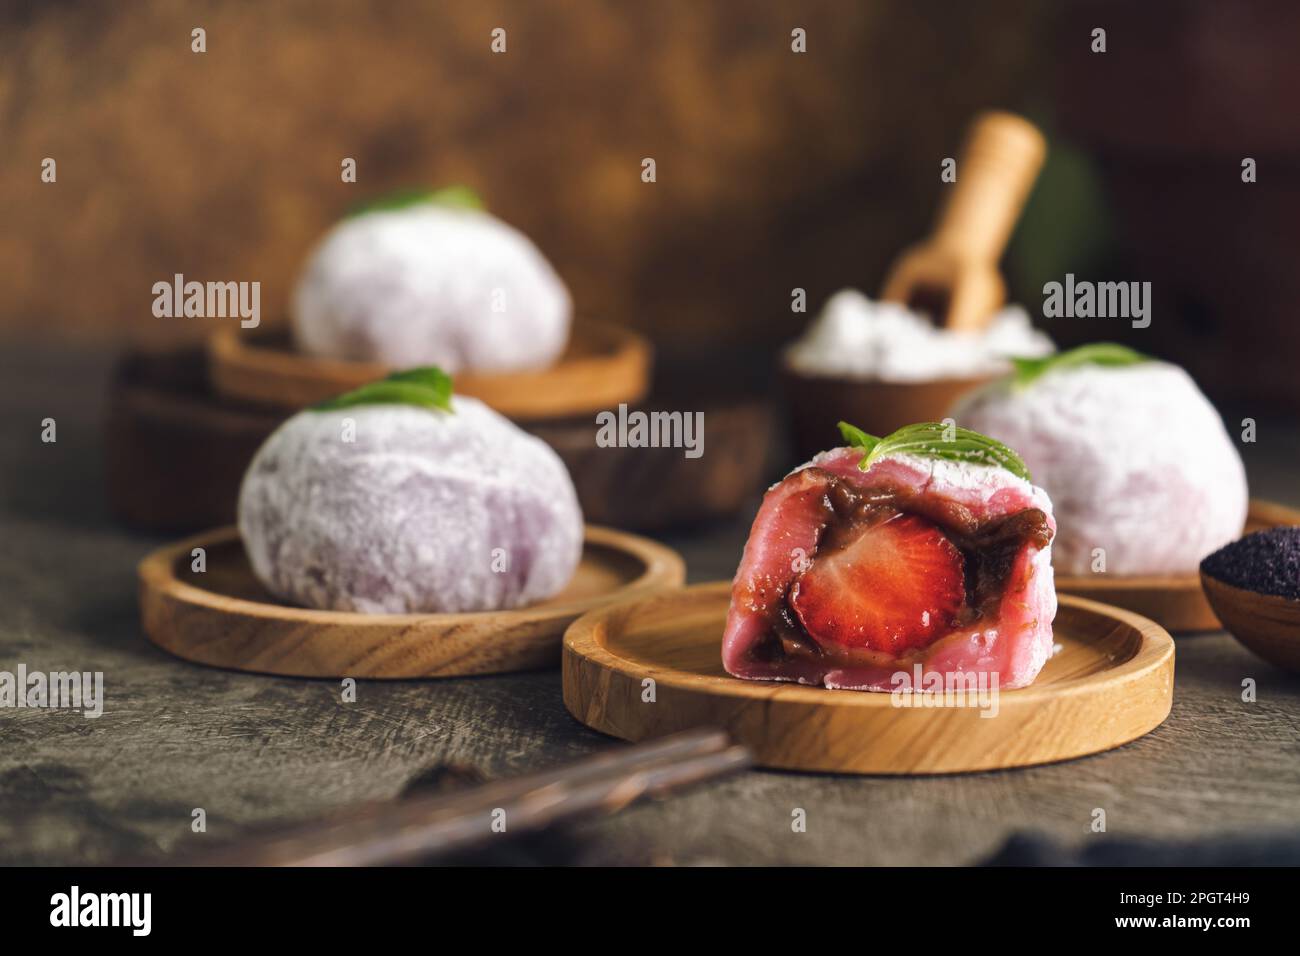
[{"x1": 781, "y1": 289, "x2": 1054, "y2": 460}]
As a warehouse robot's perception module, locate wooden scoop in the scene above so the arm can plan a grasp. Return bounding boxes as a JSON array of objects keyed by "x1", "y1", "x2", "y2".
[{"x1": 880, "y1": 111, "x2": 1046, "y2": 332}]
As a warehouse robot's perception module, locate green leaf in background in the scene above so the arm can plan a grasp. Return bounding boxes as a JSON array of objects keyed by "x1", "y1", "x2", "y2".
[
  {"x1": 1009, "y1": 342, "x2": 1150, "y2": 391},
  {"x1": 313, "y1": 366, "x2": 454, "y2": 413},
  {"x1": 839, "y1": 420, "x2": 1032, "y2": 483},
  {"x1": 346, "y1": 184, "x2": 485, "y2": 218},
  {"x1": 1006, "y1": 117, "x2": 1119, "y2": 313}
]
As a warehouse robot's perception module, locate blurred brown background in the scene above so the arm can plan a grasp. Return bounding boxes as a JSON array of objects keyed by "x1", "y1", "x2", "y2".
[{"x1": 3, "y1": 0, "x2": 1298, "y2": 409}]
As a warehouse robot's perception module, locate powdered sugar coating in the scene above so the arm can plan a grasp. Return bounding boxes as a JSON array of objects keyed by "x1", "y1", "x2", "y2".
[
  {"x1": 238, "y1": 397, "x2": 583, "y2": 614},
  {"x1": 803, "y1": 450, "x2": 1053, "y2": 516},
  {"x1": 784, "y1": 289, "x2": 1054, "y2": 381},
  {"x1": 954, "y1": 362, "x2": 1248, "y2": 575},
  {"x1": 292, "y1": 205, "x2": 571, "y2": 374}
]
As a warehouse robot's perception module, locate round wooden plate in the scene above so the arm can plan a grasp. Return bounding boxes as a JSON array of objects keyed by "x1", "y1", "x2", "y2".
[
  {"x1": 1054, "y1": 499, "x2": 1300, "y2": 632},
  {"x1": 563, "y1": 582, "x2": 1174, "y2": 774},
  {"x1": 140, "y1": 525, "x2": 684, "y2": 679},
  {"x1": 207, "y1": 319, "x2": 651, "y2": 421}
]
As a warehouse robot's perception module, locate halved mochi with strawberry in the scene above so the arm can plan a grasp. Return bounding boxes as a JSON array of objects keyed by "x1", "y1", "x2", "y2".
[{"x1": 722, "y1": 422, "x2": 1057, "y2": 691}]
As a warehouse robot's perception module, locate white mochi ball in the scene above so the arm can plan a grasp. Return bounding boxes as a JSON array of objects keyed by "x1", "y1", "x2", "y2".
[
  {"x1": 292, "y1": 204, "x2": 571, "y2": 374},
  {"x1": 238, "y1": 397, "x2": 584, "y2": 614},
  {"x1": 953, "y1": 362, "x2": 1248, "y2": 576}
]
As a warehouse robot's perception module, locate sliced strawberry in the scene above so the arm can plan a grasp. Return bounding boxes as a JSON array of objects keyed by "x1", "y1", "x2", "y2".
[{"x1": 789, "y1": 513, "x2": 966, "y2": 655}]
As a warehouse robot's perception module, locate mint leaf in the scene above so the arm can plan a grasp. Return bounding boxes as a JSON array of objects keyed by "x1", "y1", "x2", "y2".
[
  {"x1": 383, "y1": 366, "x2": 455, "y2": 396},
  {"x1": 423, "y1": 184, "x2": 485, "y2": 210},
  {"x1": 840, "y1": 420, "x2": 1031, "y2": 482},
  {"x1": 1011, "y1": 342, "x2": 1148, "y2": 390},
  {"x1": 313, "y1": 366, "x2": 454, "y2": 413},
  {"x1": 837, "y1": 420, "x2": 881, "y2": 455},
  {"x1": 346, "y1": 184, "x2": 484, "y2": 218}
]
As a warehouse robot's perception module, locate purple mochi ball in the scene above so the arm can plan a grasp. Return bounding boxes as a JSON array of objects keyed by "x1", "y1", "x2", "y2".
[
  {"x1": 238, "y1": 397, "x2": 583, "y2": 614},
  {"x1": 291, "y1": 205, "x2": 572, "y2": 374}
]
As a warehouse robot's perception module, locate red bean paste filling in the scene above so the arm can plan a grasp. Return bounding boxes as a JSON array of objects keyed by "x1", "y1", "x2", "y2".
[{"x1": 750, "y1": 469, "x2": 1053, "y2": 665}]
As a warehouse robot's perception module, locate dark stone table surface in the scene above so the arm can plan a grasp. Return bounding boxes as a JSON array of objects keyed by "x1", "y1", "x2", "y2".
[{"x1": 2, "y1": 343, "x2": 1298, "y2": 866}]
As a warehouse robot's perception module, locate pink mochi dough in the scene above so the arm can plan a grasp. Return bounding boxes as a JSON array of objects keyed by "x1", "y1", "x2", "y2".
[
  {"x1": 238, "y1": 397, "x2": 584, "y2": 614},
  {"x1": 723, "y1": 450, "x2": 1059, "y2": 692}
]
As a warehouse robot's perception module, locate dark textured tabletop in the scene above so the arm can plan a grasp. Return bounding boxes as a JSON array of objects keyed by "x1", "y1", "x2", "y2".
[{"x1": 2, "y1": 343, "x2": 1298, "y2": 866}]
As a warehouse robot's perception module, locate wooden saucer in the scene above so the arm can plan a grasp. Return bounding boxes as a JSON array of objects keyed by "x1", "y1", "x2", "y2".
[
  {"x1": 207, "y1": 319, "x2": 652, "y2": 421},
  {"x1": 563, "y1": 582, "x2": 1174, "y2": 774},
  {"x1": 140, "y1": 525, "x2": 684, "y2": 679},
  {"x1": 1055, "y1": 499, "x2": 1300, "y2": 632}
]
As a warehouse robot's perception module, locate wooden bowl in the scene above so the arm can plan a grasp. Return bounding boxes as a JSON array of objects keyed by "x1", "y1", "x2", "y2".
[
  {"x1": 1201, "y1": 574, "x2": 1300, "y2": 674},
  {"x1": 106, "y1": 349, "x2": 285, "y2": 533},
  {"x1": 139, "y1": 524, "x2": 685, "y2": 679},
  {"x1": 528, "y1": 397, "x2": 773, "y2": 532},
  {"x1": 108, "y1": 346, "x2": 770, "y2": 535},
  {"x1": 208, "y1": 318, "x2": 652, "y2": 421},
  {"x1": 1057, "y1": 499, "x2": 1300, "y2": 633},
  {"x1": 781, "y1": 359, "x2": 995, "y2": 462},
  {"x1": 564, "y1": 582, "x2": 1174, "y2": 775}
]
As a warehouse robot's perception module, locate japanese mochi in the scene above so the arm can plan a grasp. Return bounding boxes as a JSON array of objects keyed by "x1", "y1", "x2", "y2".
[
  {"x1": 723, "y1": 423, "x2": 1058, "y2": 691},
  {"x1": 238, "y1": 370, "x2": 583, "y2": 614},
  {"x1": 953, "y1": 345, "x2": 1248, "y2": 576},
  {"x1": 292, "y1": 190, "x2": 571, "y2": 374}
]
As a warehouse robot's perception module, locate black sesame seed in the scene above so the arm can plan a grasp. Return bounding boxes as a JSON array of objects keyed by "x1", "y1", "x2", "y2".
[{"x1": 1201, "y1": 527, "x2": 1300, "y2": 601}]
